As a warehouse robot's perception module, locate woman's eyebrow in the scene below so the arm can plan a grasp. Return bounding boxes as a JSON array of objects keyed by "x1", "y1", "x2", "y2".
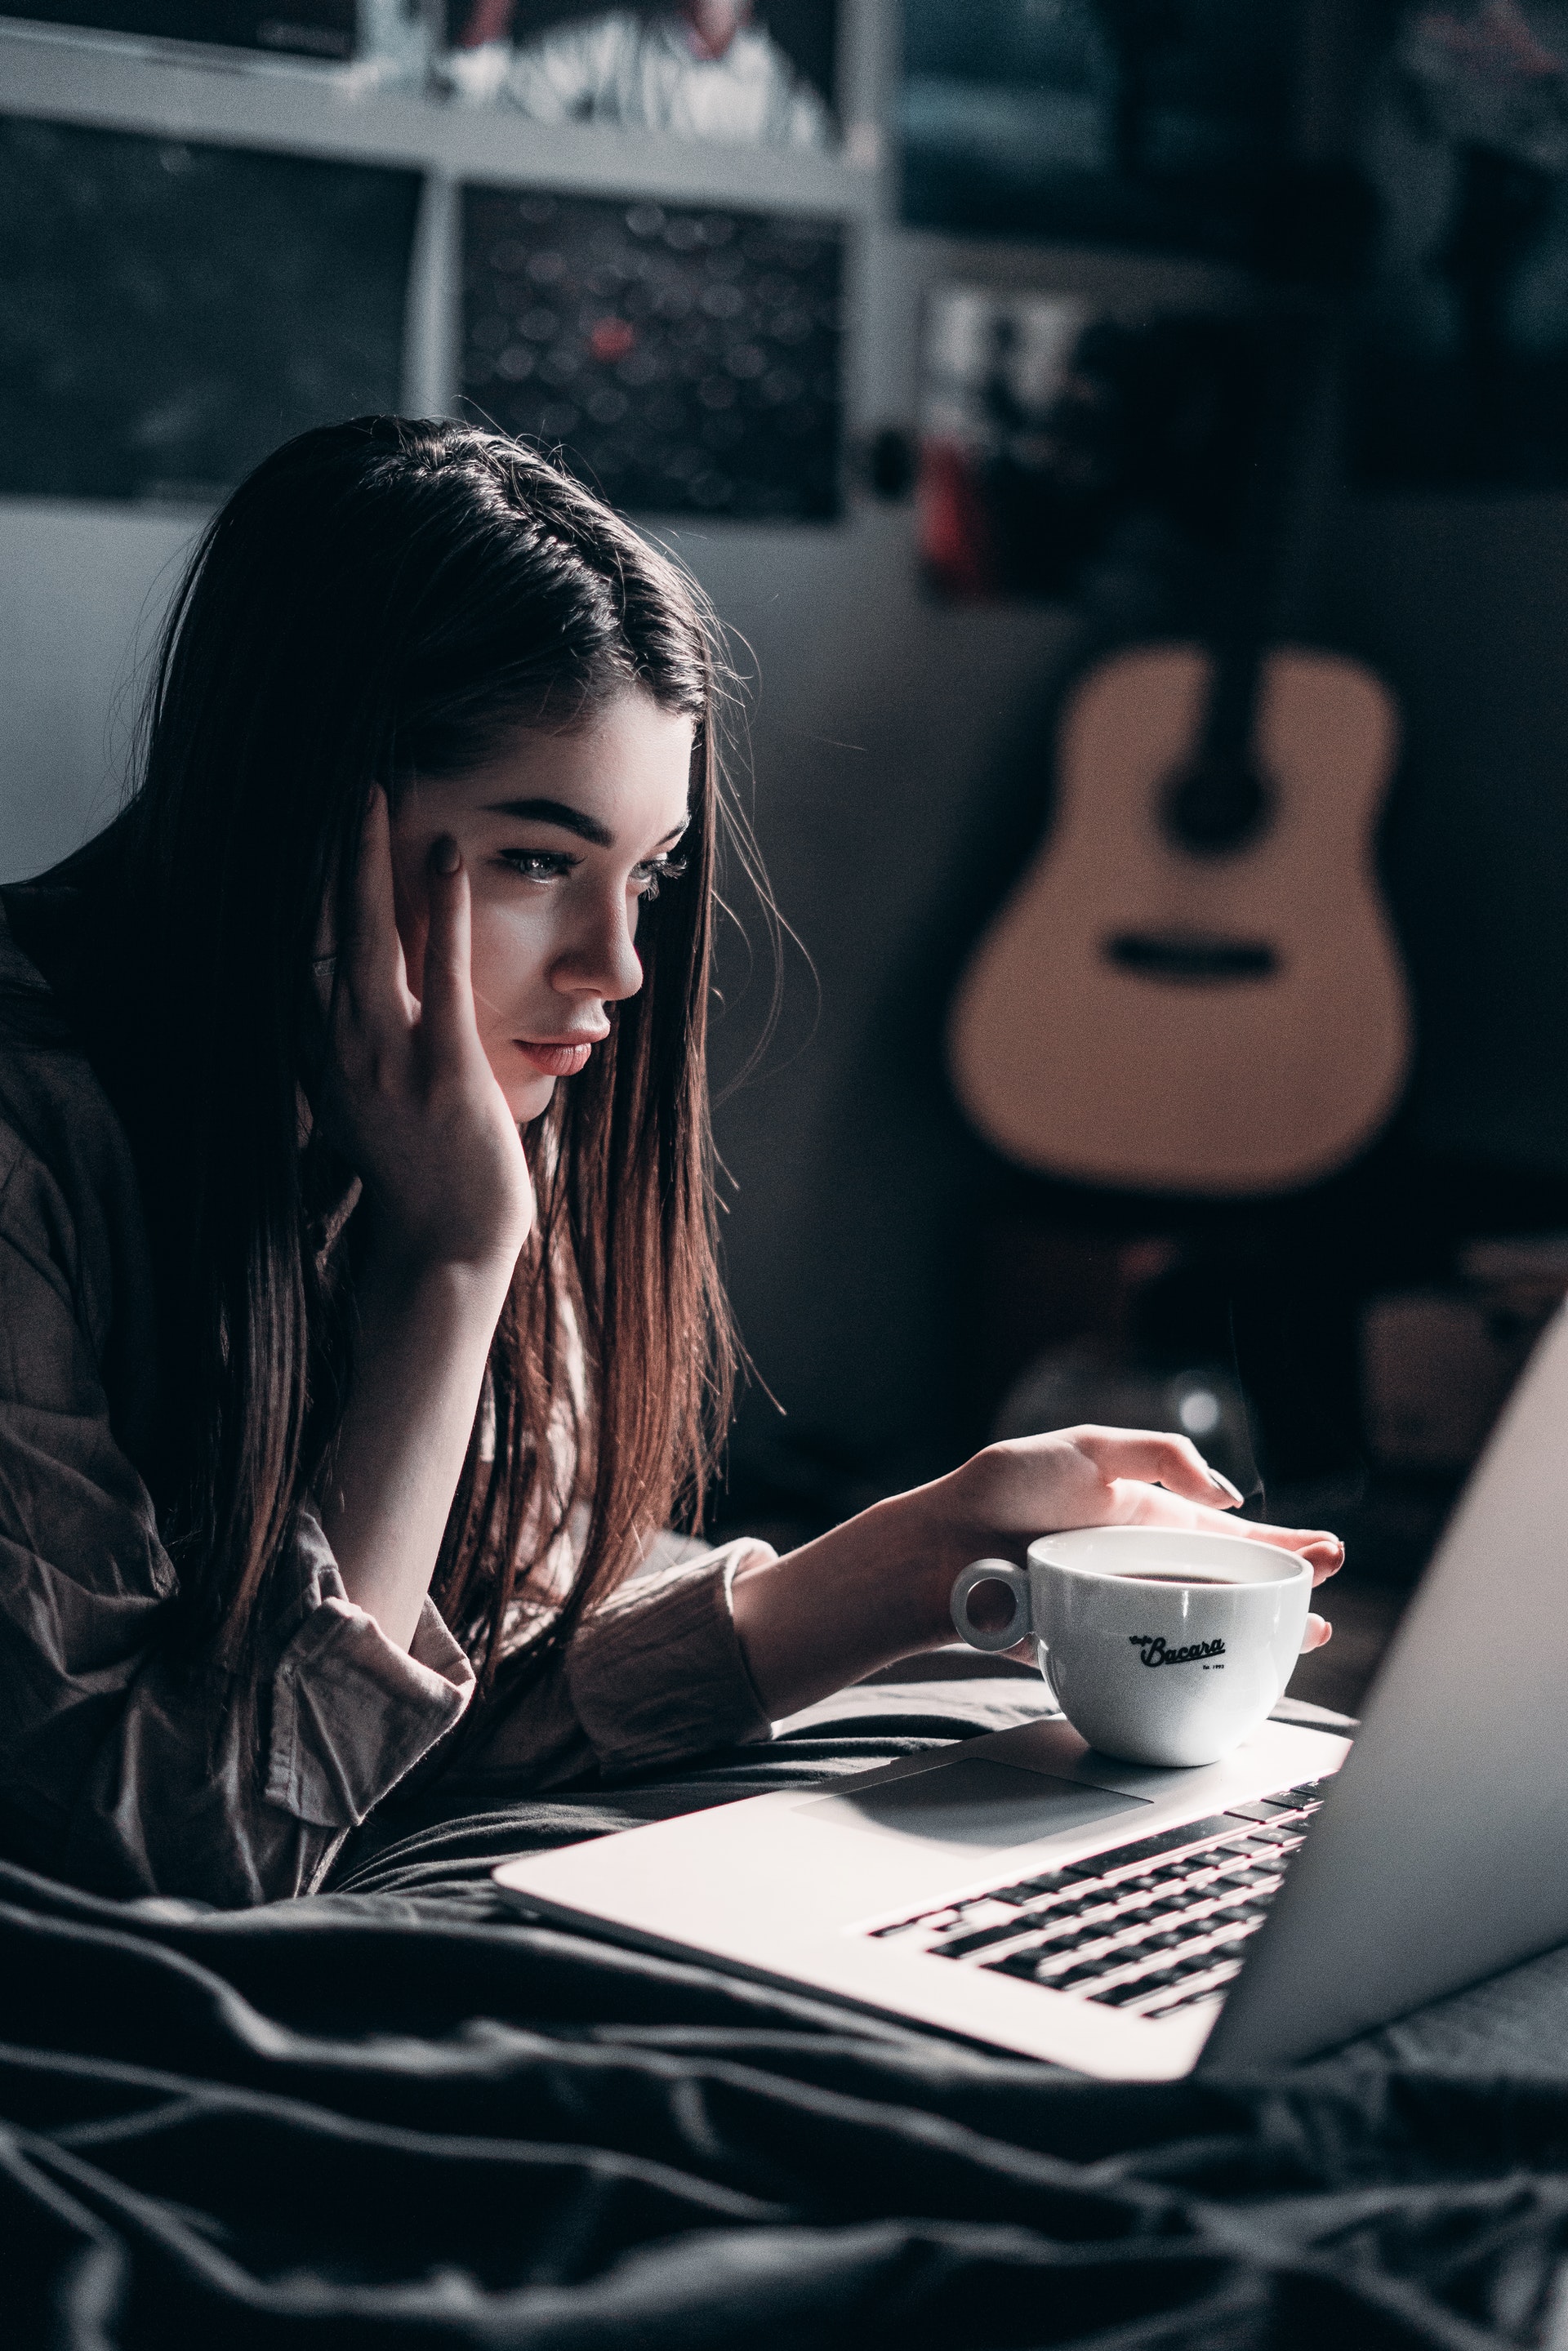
[
  {"x1": 483, "y1": 797, "x2": 691, "y2": 852},
  {"x1": 485, "y1": 795, "x2": 613, "y2": 847}
]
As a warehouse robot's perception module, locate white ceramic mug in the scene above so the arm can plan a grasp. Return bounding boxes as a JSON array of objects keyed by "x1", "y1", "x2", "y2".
[{"x1": 950, "y1": 1525, "x2": 1313, "y2": 1768}]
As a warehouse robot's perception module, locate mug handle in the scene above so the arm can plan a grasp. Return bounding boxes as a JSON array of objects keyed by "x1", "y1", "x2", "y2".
[{"x1": 950, "y1": 1558, "x2": 1031, "y2": 1653}]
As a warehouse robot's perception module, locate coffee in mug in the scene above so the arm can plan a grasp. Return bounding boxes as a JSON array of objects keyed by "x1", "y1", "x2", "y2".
[
  {"x1": 950, "y1": 1525, "x2": 1313, "y2": 1768},
  {"x1": 1116, "y1": 1571, "x2": 1230, "y2": 1586}
]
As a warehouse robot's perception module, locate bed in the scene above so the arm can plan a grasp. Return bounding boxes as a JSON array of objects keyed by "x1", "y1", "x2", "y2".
[{"x1": 8, "y1": 1672, "x2": 1568, "y2": 2348}]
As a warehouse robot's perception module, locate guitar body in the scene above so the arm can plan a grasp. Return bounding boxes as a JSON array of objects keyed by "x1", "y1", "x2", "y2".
[{"x1": 948, "y1": 645, "x2": 1411, "y2": 1197}]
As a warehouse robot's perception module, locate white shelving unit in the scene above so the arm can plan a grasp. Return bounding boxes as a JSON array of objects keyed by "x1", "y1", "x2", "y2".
[
  {"x1": 0, "y1": 9, "x2": 1248, "y2": 427},
  {"x1": 0, "y1": 16, "x2": 879, "y2": 206}
]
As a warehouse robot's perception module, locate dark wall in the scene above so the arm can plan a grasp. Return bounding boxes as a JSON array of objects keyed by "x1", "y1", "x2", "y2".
[
  {"x1": 1334, "y1": 496, "x2": 1568, "y2": 1173},
  {"x1": 694, "y1": 479, "x2": 1568, "y2": 1508}
]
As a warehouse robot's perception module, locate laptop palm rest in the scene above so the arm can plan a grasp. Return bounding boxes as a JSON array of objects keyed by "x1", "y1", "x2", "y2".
[{"x1": 801, "y1": 1759, "x2": 1150, "y2": 1850}]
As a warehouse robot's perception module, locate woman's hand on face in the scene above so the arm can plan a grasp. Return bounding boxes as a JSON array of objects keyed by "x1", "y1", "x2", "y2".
[
  {"x1": 323, "y1": 788, "x2": 534, "y2": 1284},
  {"x1": 927, "y1": 1426, "x2": 1342, "y2": 1655}
]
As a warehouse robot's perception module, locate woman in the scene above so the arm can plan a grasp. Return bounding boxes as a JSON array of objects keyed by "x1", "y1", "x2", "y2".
[{"x1": 0, "y1": 417, "x2": 1339, "y2": 1906}]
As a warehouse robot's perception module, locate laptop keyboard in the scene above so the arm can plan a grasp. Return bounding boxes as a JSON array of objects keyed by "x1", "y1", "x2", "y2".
[{"x1": 867, "y1": 1781, "x2": 1327, "y2": 2023}]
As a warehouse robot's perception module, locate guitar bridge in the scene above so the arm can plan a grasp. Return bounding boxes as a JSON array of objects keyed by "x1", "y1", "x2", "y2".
[{"x1": 1105, "y1": 933, "x2": 1278, "y2": 984}]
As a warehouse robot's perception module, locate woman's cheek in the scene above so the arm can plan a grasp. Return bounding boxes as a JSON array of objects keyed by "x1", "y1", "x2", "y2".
[{"x1": 467, "y1": 891, "x2": 551, "y2": 1033}]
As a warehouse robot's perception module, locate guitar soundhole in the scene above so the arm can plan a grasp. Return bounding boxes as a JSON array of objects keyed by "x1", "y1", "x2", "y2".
[
  {"x1": 1106, "y1": 933, "x2": 1277, "y2": 984},
  {"x1": 1161, "y1": 755, "x2": 1273, "y2": 856}
]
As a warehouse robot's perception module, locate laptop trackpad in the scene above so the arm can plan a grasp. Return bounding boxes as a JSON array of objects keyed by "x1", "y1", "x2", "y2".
[{"x1": 802, "y1": 1758, "x2": 1149, "y2": 1850}]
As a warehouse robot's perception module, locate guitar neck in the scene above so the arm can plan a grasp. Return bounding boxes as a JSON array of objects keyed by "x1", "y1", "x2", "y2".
[
  {"x1": 1198, "y1": 621, "x2": 1271, "y2": 763},
  {"x1": 1192, "y1": 306, "x2": 1341, "y2": 768}
]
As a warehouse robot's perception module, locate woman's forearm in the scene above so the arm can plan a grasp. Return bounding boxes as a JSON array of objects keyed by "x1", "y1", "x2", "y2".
[
  {"x1": 310, "y1": 816, "x2": 533, "y2": 1653},
  {"x1": 315, "y1": 1253, "x2": 511, "y2": 1650},
  {"x1": 730, "y1": 1488, "x2": 958, "y2": 1718}
]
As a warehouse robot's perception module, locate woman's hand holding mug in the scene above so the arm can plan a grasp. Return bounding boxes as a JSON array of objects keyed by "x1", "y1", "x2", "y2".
[
  {"x1": 733, "y1": 1426, "x2": 1342, "y2": 1725},
  {"x1": 930, "y1": 1426, "x2": 1339, "y2": 1658},
  {"x1": 938, "y1": 1430, "x2": 1341, "y2": 1767}
]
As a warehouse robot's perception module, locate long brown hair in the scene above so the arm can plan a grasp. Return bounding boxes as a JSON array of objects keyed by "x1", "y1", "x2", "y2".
[{"x1": 45, "y1": 417, "x2": 755, "y2": 1686}]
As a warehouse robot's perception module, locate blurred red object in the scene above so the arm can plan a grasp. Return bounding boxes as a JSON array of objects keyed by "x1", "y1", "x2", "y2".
[
  {"x1": 917, "y1": 439, "x2": 996, "y2": 600},
  {"x1": 456, "y1": 0, "x2": 516, "y2": 47},
  {"x1": 588, "y1": 317, "x2": 638, "y2": 364}
]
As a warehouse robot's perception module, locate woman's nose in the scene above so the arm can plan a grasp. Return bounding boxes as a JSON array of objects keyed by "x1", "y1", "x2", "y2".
[{"x1": 555, "y1": 888, "x2": 644, "y2": 1004}]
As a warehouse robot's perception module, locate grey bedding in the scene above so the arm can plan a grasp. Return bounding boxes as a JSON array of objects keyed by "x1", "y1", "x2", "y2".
[{"x1": 8, "y1": 1679, "x2": 1568, "y2": 2349}]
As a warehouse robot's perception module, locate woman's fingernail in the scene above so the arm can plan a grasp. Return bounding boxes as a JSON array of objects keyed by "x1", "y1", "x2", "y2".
[
  {"x1": 430, "y1": 835, "x2": 461, "y2": 877},
  {"x1": 1207, "y1": 1468, "x2": 1245, "y2": 1505}
]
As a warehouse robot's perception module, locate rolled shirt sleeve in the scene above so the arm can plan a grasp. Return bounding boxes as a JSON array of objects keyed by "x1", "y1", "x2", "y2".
[
  {"x1": 265, "y1": 1513, "x2": 474, "y2": 1830},
  {"x1": 447, "y1": 1538, "x2": 777, "y2": 1792},
  {"x1": 564, "y1": 1540, "x2": 776, "y2": 1776}
]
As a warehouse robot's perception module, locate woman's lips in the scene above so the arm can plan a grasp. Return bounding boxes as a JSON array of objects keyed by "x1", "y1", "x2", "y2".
[{"x1": 514, "y1": 1038, "x2": 596, "y2": 1078}]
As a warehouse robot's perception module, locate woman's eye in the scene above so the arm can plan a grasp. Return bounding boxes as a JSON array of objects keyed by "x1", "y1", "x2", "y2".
[
  {"x1": 632, "y1": 854, "x2": 688, "y2": 902},
  {"x1": 499, "y1": 848, "x2": 577, "y2": 884}
]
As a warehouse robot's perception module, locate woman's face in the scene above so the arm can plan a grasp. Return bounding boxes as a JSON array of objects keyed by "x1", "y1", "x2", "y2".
[{"x1": 388, "y1": 688, "x2": 696, "y2": 1124}]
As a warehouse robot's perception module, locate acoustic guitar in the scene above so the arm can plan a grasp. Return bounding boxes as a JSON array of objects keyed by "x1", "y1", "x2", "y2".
[
  {"x1": 947, "y1": 637, "x2": 1410, "y2": 1197},
  {"x1": 947, "y1": 292, "x2": 1412, "y2": 1201}
]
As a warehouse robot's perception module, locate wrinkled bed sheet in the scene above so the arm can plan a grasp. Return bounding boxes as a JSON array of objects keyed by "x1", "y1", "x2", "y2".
[{"x1": 7, "y1": 1678, "x2": 1568, "y2": 2349}]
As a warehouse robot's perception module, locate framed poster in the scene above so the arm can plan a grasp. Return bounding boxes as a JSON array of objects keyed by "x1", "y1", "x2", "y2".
[
  {"x1": 462, "y1": 183, "x2": 843, "y2": 519},
  {"x1": 443, "y1": 2, "x2": 837, "y2": 149},
  {"x1": 899, "y1": 0, "x2": 1304, "y2": 266},
  {"x1": 0, "y1": 115, "x2": 421, "y2": 501},
  {"x1": 1352, "y1": 1, "x2": 1568, "y2": 489}
]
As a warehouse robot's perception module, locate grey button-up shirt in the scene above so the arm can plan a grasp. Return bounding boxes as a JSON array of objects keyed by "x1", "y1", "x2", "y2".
[{"x1": 0, "y1": 901, "x2": 773, "y2": 1907}]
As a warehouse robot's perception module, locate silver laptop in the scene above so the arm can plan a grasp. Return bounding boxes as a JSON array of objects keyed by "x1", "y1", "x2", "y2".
[{"x1": 495, "y1": 1302, "x2": 1568, "y2": 2079}]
